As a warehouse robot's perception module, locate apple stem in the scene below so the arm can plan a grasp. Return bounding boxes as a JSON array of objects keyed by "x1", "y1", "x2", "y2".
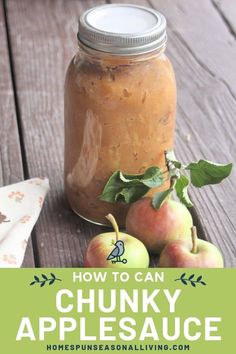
[
  {"x1": 106, "y1": 214, "x2": 120, "y2": 242},
  {"x1": 170, "y1": 175, "x2": 178, "y2": 190},
  {"x1": 191, "y1": 226, "x2": 198, "y2": 254}
]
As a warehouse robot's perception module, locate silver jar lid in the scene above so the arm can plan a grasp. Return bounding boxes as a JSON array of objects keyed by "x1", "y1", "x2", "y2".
[{"x1": 78, "y1": 4, "x2": 167, "y2": 55}]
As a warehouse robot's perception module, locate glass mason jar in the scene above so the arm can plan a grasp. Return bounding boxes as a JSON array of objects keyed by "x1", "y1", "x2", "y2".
[{"x1": 64, "y1": 4, "x2": 176, "y2": 226}]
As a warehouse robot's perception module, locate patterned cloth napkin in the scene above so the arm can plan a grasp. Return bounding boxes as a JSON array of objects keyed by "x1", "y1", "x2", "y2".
[{"x1": 0, "y1": 178, "x2": 50, "y2": 268}]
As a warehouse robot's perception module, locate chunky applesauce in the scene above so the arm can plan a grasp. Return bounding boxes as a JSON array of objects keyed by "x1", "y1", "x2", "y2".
[{"x1": 64, "y1": 4, "x2": 176, "y2": 226}]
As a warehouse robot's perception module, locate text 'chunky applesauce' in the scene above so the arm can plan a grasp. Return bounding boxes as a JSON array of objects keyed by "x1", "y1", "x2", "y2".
[
  {"x1": 16, "y1": 288, "x2": 221, "y2": 342},
  {"x1": 64, "y1": 4, "x2": 176, "y2": 226}
]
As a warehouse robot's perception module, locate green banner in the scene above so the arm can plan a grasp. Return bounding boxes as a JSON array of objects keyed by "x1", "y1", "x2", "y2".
[{"x1": 0, "y1": 269, "x2": 235, "y2": 353}]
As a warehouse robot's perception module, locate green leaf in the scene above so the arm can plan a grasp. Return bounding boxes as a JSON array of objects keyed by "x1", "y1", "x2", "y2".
[
  {"x1": 165, "y1": 150, "x2": 182, "y2": 169},
  {"x1": 140, "y1": 167, "x2": 164, "y2": 188},
  {"x1": 100, "y1": 171, "x2": 124, "y2": 203},
  {"x1": 175, "y1": 175, "x2": 193, "y2": 208},
  {"x1": 115, "y1": 186, "x2": 149, "y2": 204},
  {"x1": 119, "y1": 173, "x2": 143, "y2": 183},
  {"x1": 186, "y1": 160, "x2": 233, "y2": 187},
  {"x1": 152, "y1": 189, "x2": 173, "y2": 209},
  {"x1": 50, "y1": 273, "x2": 56, "y2": 279},
  {"x1": 42, "y1": 274, "x2": 48, "y2": 280},
  {"x1": 34, "y1": 276, "x2": 39, "y2": 282},
  {"x1": 100, "y1": 167, "x2": 164, "y2": 204},
  {"x1": 120, "y1": 166, "x2": 163, "y2": 188}
]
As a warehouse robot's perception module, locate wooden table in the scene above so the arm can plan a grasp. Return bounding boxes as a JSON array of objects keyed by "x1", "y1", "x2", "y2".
[{"x1": 0, "y1": 0, "x2": 235, "y2": 267}]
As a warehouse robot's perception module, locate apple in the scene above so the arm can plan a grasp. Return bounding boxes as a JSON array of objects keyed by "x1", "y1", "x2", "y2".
[
  {"x1": 84, "y1": 214, "x2": 149, "y2": 268},
  {"x1": 159, "y1": 226, "x2": 224, "y2": 268},
  {"x1": 126, "y1": 197, "x2": 193, "y2": 254}
]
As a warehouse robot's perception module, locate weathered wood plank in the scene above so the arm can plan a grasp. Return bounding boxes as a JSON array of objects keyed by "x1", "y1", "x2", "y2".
[
  {"x1": 212, "y1": 0, "x2": 236, "y2": 37},
  {"x1": 0, "y1": 0, "x2": 34, "y2": 267},
  {"x1": 149, "y1": 0, "x2": 236, "y2": 266},
  {"x1": 4, "y1": 0, "x2": 109, "y2": 267}
]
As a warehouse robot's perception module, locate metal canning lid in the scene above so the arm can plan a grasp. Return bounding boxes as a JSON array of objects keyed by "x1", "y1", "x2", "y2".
[{"x1": 78, "y1": 4, "x2": 167, "y2": 55}]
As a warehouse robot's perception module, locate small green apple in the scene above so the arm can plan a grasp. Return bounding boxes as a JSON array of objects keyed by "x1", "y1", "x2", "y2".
[
  {"x1": 84, "y1": 214, "x2": 149, "y2": 268},
  {"x1": 159, "y1": 226, "x2": 224, "y2": 268}
]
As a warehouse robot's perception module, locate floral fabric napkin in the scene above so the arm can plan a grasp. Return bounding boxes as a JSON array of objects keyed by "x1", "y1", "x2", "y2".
[{"x1": 0, "y1": 178, "x2": 49, "y2": 268}]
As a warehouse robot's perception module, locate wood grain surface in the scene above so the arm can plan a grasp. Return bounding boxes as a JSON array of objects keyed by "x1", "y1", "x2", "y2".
[
  {"x1": 212, "y1": 0, "x2": 236, "y2": 37},
  {"x1": 149, "y1": 0, "x2": 236, "y2": 267},
  {"x1": 0, "y1": 0, "x2": 34, "y2": 266},
  {"x1": 4, "y1": 0, "x2": 114, "y2": 268},
  {"x1": 2, "y1": 0, "x2": 236, "y2": 267}
]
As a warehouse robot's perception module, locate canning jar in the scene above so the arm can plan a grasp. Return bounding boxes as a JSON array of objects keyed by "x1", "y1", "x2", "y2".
[{"x1": 64, "y1": 4, "x2": 176, "y2": 226}]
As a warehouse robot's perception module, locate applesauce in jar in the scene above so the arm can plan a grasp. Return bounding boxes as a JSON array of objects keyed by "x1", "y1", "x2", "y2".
[{"x1": 64, "y1": 4, "x2": 176, "y2": 226}]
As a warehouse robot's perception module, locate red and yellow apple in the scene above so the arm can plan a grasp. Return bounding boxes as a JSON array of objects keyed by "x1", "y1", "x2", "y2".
[
  {"x1": 84, "y1": 214, "x2": 149, "y2": 268},
  {"x1": 159, "y1": 226, "x2": 224, "y2": 268},
  {"x1": 126, "y1": 197, "x2": 193, "y2": 254}
]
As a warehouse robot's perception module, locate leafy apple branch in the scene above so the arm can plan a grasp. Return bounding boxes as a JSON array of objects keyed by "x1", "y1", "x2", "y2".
[
  {"x1": 30, "y1": 273, "x2": 62, "y2": 287},
  {"x1": 175, "y1": 273, "x2": 206, "y2": 287},
  {"x1": 100, "y1": 150, "x2": 233, "y2": 209}
]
